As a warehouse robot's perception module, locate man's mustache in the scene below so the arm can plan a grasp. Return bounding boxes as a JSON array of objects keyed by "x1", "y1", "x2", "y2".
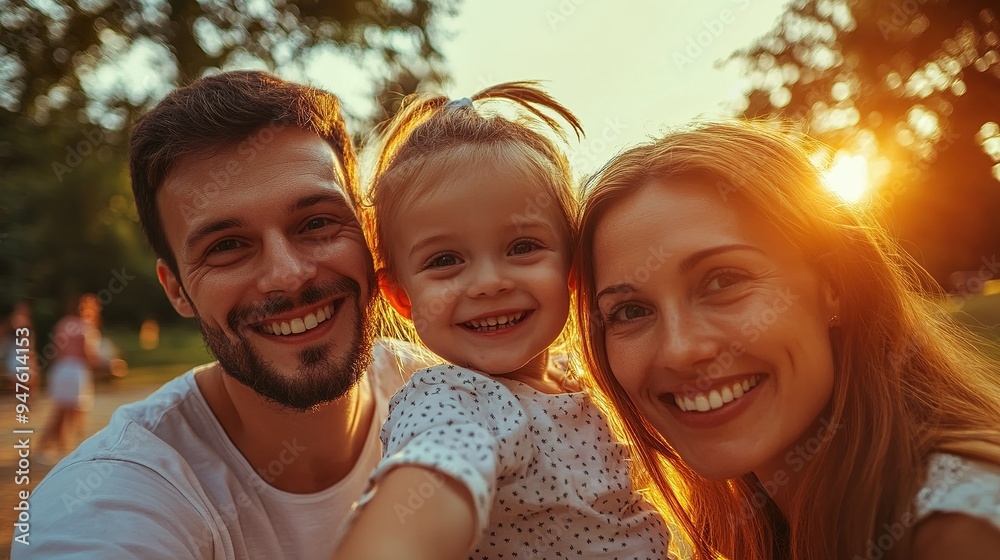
[{"x1": 226, "y1": 278, "x2": 362, "y2": 332}]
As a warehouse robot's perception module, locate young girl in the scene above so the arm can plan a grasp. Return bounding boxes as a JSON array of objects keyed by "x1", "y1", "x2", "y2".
[{"x1": 333, "y1": 83, "x2": 669, "y2": 559}]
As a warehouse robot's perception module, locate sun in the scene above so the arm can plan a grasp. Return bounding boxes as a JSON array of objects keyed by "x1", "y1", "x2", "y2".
[{"x1": 822, "y1": 152, "x2": 870, "y2": 203}]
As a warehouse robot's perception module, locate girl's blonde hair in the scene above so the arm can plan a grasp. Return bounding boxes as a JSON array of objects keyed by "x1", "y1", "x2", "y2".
[
  {"x1": 575, "y1": 120, "x2": 1000, "y2": 560},
  {"x1": 366, "y1": 81, "x2": 584, "y2": 359}
]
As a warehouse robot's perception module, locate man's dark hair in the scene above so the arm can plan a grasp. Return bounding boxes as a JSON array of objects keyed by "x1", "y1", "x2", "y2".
[{"x1": 129, "y1": 70, "x2": 358, "y2": 277}]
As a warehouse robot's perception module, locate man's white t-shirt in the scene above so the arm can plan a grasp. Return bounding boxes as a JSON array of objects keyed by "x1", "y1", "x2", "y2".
[{"x1": 14, "y1": 339, "x2": 422, "y2": 559}]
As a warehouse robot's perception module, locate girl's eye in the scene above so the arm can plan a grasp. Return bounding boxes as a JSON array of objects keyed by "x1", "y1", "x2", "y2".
[
  {"x1": 425, "y1": 253, "x2": 461, "y2": 269},
  {"x1": 606, "y1": 304, "x2": 651, "y2": 324},
  {"x1": 510, "y1": 239, "x2": 541, "y2": 255},
  {"x1": 704, "y1": 270, "x2": 748, "y2": 292},
  {"x1": 210, "y1": 239, "x2": 243, "y2": 253}
]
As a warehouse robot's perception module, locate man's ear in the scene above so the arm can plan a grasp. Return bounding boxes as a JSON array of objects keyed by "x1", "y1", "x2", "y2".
[
  {"x1": 377, "y1": 269, "x2": 412, "y2": 320},
  {"x1": 156, "y1": 259, "x2": 195, "y2": 318}
]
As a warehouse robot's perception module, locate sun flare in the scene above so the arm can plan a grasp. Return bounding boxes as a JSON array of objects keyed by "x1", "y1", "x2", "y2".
[{"x1": 822, "y1": 152, "x2": 870, "y2": 203}]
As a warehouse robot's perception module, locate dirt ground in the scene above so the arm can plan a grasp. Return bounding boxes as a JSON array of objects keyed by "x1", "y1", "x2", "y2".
[{"x1": 0, "y1": 382, "x2": 160, "y2": 559}]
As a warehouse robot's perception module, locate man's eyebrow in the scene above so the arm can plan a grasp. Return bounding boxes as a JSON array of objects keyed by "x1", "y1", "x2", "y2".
[
  {"x1": 184, "y1": 218, "x2": 246, "y2": 254},
  {"x1": 287, "y1": 192, "x2": 351, "y2": 213},
  {"x1": 678, "y1": 244, "x2": 762, "y2": 273}
]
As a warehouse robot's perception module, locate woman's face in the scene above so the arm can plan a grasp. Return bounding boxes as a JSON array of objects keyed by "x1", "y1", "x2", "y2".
[{"x1": 592, "y1": 180, "x2": 839, "y2": 480}]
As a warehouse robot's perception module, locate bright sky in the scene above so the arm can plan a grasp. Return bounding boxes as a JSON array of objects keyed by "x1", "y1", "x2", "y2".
[
  {"x1": 432, "y1": 0, "x2": 791, "y2": 175},
  {"x1": 86, "y1": 0, "x2": 792, "y2": 177},
  {"x1": 297, "y1": 0, "x2": 792, "y2": 177}
]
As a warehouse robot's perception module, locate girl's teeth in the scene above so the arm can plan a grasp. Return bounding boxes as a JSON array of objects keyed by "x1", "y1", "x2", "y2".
[
  {"x1": 465, "y1": 312, "x2": 526, "y2": 331},
  {"x1": 674, "y1": 375, "x2": 761, "y2": 413}
]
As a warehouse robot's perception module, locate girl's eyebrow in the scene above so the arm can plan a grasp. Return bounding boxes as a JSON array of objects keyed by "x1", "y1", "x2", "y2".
[{"x1": 409, "y1": 234, "x2": 454, "y2": 258}]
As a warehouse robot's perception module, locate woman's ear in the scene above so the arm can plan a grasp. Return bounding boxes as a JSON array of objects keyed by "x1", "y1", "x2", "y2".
[
  {"x1": 567, "y1": 262, "x2": 578, "y2": 291},
  {"x1": 156, "y1": 259, "x2": 195, "y2": 318},
  {"x1": 823, "y1": 280, "x2": 841, "y2": 323},
  {"x1": 378, "y1": 269, "x2": 412, "y2": 320}
]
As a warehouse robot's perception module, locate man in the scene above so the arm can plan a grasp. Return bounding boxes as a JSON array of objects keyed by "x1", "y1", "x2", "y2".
[{"x1": 15, "y1": 71, "x2": 427, "y2": 558}]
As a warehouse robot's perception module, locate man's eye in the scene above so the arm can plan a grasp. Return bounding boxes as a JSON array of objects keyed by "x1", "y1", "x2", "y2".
[
  {"x1": 510, "y1": 239, "x2": 540, "y2": 255},
  {"x1": 210, "y1": 239, "x2": 242, "y2": 253},
  {"x1": 304, "y1": 218, "x2": 330, "y2": 231}
]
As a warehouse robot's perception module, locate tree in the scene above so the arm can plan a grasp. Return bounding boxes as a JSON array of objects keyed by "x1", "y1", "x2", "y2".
[
  {"x1": 0, "y1": 0, "x2": 456, "y2": 328},
  {"x1": 730, "y1": 0, "x2": 1000, "y2": 284}
]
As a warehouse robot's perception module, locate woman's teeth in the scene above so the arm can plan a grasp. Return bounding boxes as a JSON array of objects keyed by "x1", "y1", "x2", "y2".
[
  {"x1": 673, "y1": 374, "x2": 761, "y2": 413},
  {"x1": 463, "y1": 311, "x2": 527, "y2": 332},
  {"x1": 259, "y1": 304, "x2": 334, "y2": 335}
]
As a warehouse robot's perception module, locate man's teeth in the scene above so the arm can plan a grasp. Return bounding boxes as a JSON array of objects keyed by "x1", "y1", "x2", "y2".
[
  {"x1": 463, "y1": 311, "x2": 527, "y2": 332},
  {"x1": 673, "y1": 374, "x2": 761, "y2": 413},
  {"x1": 260, "y1": 305, "x2": 334, "y2": 336}
]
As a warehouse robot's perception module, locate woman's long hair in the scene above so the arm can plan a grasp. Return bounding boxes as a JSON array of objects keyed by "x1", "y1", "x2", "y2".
[{"x1": 575, "y1": 120, "x2": 1000, "y2": 559}]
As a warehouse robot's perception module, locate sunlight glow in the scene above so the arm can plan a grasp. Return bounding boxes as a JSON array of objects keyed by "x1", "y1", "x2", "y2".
[{"x1": 822, "y1": 152, "x2": 870, "y2": 203}]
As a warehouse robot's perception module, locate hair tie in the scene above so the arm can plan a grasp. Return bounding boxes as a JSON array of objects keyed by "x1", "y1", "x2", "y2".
[{"x1": 444, "y1": 97, "x2": 474, "y2": 110}]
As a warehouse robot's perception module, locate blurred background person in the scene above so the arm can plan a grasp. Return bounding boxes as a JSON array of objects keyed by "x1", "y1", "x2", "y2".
[
  {"x1": 1, "y1": 301, "x2": 36, "y2": 391},
  {"x1": 38, "y1": 294, "x2": 103, "y2": 459}
]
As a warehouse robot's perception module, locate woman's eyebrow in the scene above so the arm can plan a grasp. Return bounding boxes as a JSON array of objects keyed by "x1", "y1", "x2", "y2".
[
  {"x1": 595, "y1": 283, "x2": 636, "y2": 301},
  {"x1": 678, "y1": 244, "x2": 763, "y2": 273}
]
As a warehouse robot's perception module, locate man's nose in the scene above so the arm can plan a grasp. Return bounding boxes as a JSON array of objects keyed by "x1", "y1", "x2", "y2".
[{"x1": 256, "y1": 234, "x2": 318, "y2": 295}]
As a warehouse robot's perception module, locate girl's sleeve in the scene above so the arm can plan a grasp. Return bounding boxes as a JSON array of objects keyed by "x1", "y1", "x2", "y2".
[{"x1": 358, "y1": 365, "x2": 531, "y2": 539}]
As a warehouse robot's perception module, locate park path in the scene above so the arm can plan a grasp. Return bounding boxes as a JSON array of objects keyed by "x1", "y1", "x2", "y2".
[{"x1": 0, "y1": 382, "x2": 160, "y2": 559}]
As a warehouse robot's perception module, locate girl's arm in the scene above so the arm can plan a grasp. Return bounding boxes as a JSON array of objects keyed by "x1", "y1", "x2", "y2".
[
  {"x1": 912, "y1": 513, "x2": 1000, "y2": 560},
  {"x1": 333, "y1": 466, "x2": 476, "y2": 560}
]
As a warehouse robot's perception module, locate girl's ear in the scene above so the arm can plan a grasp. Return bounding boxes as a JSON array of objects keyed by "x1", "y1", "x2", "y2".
[
  {"x1": 156, "y1": 259, "x2": 195, "y2": 318},
  {"x1": 567, "y1": 262, "x2": 578, "y2": 291},
  {"x1": 378, "y1": 269, "x2": 412, "y2": 320}
]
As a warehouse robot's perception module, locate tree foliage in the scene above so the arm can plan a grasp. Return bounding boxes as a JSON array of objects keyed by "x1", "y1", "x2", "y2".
[
  {"x1": 731, "y1": 0, "x2": 1000, "y2": 283},
  {"x1": 0, "y1": 0, "x2": 455, "y2": 328}
]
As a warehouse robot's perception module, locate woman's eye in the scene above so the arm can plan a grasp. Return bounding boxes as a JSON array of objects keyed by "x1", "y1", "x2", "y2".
[
  {"x1": 705, "y1": 270, "x2": 747, "y2": 292},
  {"x1": 607, "y1": 304, "x2": 651, "y2": 323},
  {"x1": 426, "y1": 253, "x2": 460, "y2": 269},
  {"x1": 510, "y1": 239, "x2": 540, "y2": 255},
  {"x1": 210, "y1": 239, "x2": 242, "y2": 253}
]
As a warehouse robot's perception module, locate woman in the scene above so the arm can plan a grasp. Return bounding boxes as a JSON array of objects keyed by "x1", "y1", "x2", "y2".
[{"x1": 575, "y1": 121, "x2": 1000, "y2": 559}]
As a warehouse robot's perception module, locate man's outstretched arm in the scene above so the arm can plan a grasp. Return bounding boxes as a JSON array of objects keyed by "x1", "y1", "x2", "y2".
[{"x1": 12, "y1": 460, "x2": 216, "y2": 559}]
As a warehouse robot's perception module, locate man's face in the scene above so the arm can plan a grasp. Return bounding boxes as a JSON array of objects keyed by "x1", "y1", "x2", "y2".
[{"x1": 156, "y1": 126, "x2": 376, "y2": 410}]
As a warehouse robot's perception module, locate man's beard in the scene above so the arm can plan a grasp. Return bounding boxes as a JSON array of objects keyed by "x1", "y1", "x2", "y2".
[{"x1": 193, "y1": 278, "x2": 376, "y2": 411}]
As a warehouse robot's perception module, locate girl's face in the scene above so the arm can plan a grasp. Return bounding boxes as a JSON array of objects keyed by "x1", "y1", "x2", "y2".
[
  {"x1": 591, "y1": 180, "x2": 839, "y2": 481},
  {"x1": 387, "y1": 167, "x2": 572, "y2": 379}
]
